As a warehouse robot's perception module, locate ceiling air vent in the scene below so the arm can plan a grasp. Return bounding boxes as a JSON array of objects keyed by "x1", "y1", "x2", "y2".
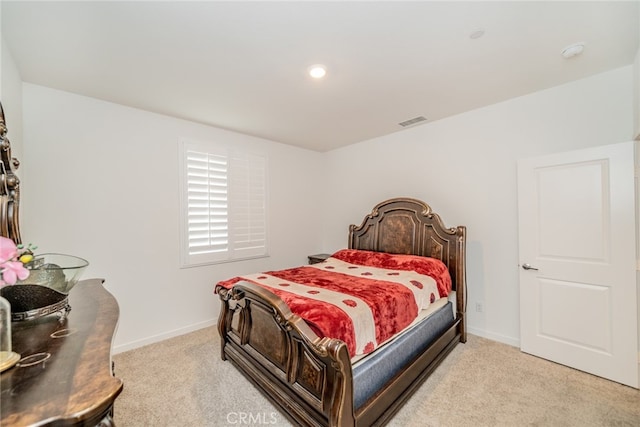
[{"x1": 398, "y1": 116, "x2": 427, "y2": 127}]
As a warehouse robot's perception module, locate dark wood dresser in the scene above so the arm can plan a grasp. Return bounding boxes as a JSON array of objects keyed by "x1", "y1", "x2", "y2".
[{"x1": 1, "y1": 279, "x2": 123, "y2": 426}]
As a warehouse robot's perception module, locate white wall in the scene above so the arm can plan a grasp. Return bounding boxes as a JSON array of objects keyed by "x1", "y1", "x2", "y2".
[
  {"x1": 634, "y1": 3, "x2": 640, "y2": 140},
  {"x1": 636, "y1": 0, "x2": 640, "y2": 377},
  {"x1": 322, "y1": 66, "x2": 634, "y2": 346},
  {"x1": 634, "y1": 51, "x2": 640, "y2": 139},
  {"x1": 1, "y1": 37, "x2": 23, "y2": 161},
  {"x1": 21, "y1": 84, "x2": 326, "y2": 352},
  {"x1": 17, "y1": 65, "x2": 636, "y2": 351}
]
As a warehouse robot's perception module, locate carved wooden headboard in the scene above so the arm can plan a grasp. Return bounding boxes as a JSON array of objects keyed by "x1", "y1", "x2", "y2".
[{"x1": 349, "y1": 197, "x2": 466, "y2": 293}]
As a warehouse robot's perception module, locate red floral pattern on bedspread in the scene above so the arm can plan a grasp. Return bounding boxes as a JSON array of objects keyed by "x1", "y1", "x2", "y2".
[
  {"x1": 218, "y1": 267, "x2": 418, "y2": 357},
  {"x1": 330, "y1": 249, "x2": 452, "y2": 297},
  {"x1": 217, "y1": 250, "x2": 450, "y2": 357}
]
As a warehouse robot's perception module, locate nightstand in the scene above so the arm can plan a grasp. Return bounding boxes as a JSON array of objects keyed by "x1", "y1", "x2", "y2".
[{"x1": 308, "y1": 253, "x2": 331, "y2": 265}]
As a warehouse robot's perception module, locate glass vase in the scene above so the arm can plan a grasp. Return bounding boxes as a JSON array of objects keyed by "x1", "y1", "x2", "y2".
[{"x1": 0, "y1": 295, "x2": 20, "y2": 372}]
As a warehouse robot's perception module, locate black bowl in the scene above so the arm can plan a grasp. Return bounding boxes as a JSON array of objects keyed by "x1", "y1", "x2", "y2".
[{"x1": 0, "y1": 284, "x2": 70, "y2": 322}]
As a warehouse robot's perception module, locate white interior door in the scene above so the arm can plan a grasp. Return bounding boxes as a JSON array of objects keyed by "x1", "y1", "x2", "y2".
[{"x1": 517, "y1": 141, "x2": 638, "y2": 388}]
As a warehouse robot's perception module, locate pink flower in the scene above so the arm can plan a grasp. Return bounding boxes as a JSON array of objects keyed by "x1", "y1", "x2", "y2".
[
  {"x1": 0, "y1": 236, "x2": 30, "y2": 286},
  {"x1": 0, "y1": 236, "x2": 18, "y2": 264},
  {"x1": 1, "y1": 260, "x2": 29, "y2": 285}
]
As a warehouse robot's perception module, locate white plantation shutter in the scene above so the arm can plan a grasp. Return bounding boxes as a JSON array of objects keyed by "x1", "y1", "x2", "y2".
[
  {"x1": 180, "y1": 140, "x2": 267, "y2": 266},
  {"x1": 186, "y1": 151, "x2": 229, "y2": 256},
  {"x1": 228, "y1": 152, "x2": 267, "y2": 258}
]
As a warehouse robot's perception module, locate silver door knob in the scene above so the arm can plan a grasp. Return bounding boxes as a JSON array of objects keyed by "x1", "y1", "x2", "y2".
[{"x1": 522, "y1": 263, "x2": 539, "y2": 271}]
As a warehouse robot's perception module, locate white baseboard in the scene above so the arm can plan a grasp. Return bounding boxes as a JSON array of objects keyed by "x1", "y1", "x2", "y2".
[
  {"x1": 467, "y1": 326, "x2": 520, "y2": 348},
  {"x1": 114, "y1": 323, "x2": 522, "y2": 354},
  {"x1": 113, "y1": 319, "x2": 216, "y2": 354}
]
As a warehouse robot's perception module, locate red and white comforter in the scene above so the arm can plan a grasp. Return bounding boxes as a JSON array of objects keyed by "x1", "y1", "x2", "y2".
[{"x1": 217, "y1": 249, "x2": 452, "y2": 357}]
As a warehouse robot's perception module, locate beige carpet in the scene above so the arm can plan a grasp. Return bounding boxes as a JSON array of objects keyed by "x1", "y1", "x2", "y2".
[{"x1": 112, "y1": 327, "x2": 640, "y2": 426}]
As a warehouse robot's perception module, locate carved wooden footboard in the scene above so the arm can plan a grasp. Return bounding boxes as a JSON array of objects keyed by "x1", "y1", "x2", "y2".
[
  {"x1": 217, "y1": 282, "x2": 356, "y2": 426},
  {"x1": 216, "y1": 198, "x2": 466, "y2": 426}
]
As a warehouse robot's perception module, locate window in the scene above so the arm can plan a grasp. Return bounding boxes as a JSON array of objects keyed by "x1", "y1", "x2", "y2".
[{"x1": 179, "y1": 139, "x2": 267, "y2": 267}]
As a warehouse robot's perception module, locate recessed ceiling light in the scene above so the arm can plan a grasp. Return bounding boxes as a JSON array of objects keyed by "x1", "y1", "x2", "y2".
[
  {"x1": 561, "y1": 42, "x2": 585, "y2": 59},
  {"x1": 308, "y1": 64, "x2": 327, "y2": 79}
]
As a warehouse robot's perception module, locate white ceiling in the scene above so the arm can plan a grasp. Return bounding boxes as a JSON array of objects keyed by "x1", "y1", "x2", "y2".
[{"x1": 2, "y1": 1, "x2": 638, "y2": 152}]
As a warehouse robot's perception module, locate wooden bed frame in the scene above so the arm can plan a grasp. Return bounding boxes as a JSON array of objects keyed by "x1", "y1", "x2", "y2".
[{"x1": 216, "y1": 197, "x2": 466, "y2": 426}]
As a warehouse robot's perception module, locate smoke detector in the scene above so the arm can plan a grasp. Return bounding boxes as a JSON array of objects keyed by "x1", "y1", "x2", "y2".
[
  {"x1": 469, "y1": 28, "x2": 485, "y2": 39},
  {"x1": 561, "y1": 43, "x2": 585, "y2": 59}
]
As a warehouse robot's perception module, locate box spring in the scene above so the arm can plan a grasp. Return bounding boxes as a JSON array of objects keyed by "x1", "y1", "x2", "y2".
[{"x1": 352, "y1": 301, "x2": 454, "y2": 409}]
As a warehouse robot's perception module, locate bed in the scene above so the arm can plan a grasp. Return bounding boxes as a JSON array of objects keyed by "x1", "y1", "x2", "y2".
[{"x1": 215, "y1": 197, "x2": 466, "y2": 426}]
